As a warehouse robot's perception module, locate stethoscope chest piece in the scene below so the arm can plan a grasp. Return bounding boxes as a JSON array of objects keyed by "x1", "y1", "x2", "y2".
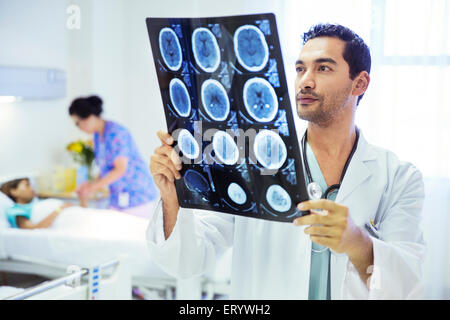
[{"x1": 307, "y1": 182, "x2": 323, "y2": 200}]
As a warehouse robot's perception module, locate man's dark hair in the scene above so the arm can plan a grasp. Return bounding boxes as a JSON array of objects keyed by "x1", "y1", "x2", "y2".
[
  {"x1": 302, "y1": 23, "x2": 371, "y2": 105},
  {"x1": 0, "y1": 178, "x2": 28, "y2": 202},
  {"x1": 68, "y1": 95, "x2": 103, "y2": 119}
]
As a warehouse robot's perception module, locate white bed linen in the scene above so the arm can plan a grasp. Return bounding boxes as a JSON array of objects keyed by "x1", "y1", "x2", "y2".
[
  {"x1": 0, "y1": 286, "x2": 24, "y2": 299},
  {"x1": 0, "y1": 205, "x2": 171, "y2": 280}
]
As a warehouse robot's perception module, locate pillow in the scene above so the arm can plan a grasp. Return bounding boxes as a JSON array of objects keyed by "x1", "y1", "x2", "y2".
[{"x1": 0, "y1": 191, "x2": 14, "y2": 229}]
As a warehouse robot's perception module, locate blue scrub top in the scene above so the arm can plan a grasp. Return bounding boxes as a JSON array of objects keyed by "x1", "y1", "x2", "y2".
[
  {"x1": 305, "y1": 142, "x2": 338, "y2": 300},
  {"x1": 94, "y1": 120, "x2": 159, "y2": 209}
]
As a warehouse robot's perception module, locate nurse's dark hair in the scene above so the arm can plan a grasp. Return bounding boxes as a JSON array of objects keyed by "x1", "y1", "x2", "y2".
[
  {"x1": 68, "y1": 95, "x2": 103, "y2": 119},
  {"x1": 302, "y1": 23, "x2": 371, "y2": 105},
  {"x1": 0, "y1": 178, "x2": 29, "y2": 202}
]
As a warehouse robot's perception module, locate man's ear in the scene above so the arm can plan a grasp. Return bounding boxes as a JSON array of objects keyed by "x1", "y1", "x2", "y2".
[{"x1": 352, "y1": 71, "x2": 370, "y2": 97}]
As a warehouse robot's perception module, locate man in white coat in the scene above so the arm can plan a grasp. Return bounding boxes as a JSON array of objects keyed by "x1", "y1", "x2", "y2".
[{"x1": 147, "y1": 23, "x2": 425, "y2": 299}]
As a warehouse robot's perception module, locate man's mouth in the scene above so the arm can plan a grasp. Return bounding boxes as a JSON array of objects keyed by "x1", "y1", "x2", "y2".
[{"x1": 298, "y1": 96, "x2": 318, "y2": 104}]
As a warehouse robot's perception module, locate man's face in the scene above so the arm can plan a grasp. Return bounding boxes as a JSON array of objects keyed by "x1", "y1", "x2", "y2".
[
  {"x1": 295, "y1": 36, "x2": 355, "y2": 126},
  {"x1": 11, "y1": 179, "x2": 35, "y2": 203}
]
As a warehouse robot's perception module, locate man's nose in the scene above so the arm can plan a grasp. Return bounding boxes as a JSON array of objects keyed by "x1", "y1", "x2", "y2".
[{"x1": 297, "y1": 70, "x2": 316, "y2": 91}]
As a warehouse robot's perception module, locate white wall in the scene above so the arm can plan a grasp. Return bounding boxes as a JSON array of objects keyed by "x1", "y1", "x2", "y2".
[{"x1": 0, "y1": 0, "x2": 78, "y2": 177}]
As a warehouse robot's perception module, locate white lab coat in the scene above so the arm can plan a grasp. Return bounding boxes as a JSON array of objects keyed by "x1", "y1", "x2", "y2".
[{"x1": 146, "y1": 130, "x2": 426, "y2": 299}]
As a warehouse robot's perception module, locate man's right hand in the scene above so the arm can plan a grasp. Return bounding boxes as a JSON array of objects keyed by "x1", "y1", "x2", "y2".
[{"x1": 149, "y1": 130, "x2": 183, "y2": 238}]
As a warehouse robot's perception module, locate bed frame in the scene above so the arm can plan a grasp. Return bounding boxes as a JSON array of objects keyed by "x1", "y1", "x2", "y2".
[
  {"x1": 0, "y1": 255, "x2": 230, "y2": 299},
  {"x1": 0, "y1": 257, "x2": 130, "y2": 300}
]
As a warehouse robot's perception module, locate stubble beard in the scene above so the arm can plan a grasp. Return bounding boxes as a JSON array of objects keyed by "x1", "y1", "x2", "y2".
[{"x1": 296, "y1": 86, "x2": 353, "y2": 127}]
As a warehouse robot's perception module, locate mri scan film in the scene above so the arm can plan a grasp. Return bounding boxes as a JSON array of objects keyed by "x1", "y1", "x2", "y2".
[
  {"x1": 192, "y1": 27, "x2": 221, "y2": 73},
  {"x1": 159, "y1": 27, "x2": 183, "y2": 71},
  {"x1": 147, "y1": 13, "x2": 309, "y2": 222}
]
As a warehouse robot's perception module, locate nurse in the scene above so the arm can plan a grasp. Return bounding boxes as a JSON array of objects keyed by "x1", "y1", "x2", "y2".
[
  {"x1": 69, "y1": 95, "x2": 158, "y2": 218},
  {"x1": 147, "y1": 24, "x2": 425, "y2": 299}
]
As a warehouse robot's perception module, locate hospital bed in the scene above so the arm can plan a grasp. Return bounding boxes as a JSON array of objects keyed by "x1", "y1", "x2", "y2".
[
  {"x1": 0, "y1": 193, "x2": 231, "y2": 299},
  {"x1": 1, "y1": 259, "x2": 130, "y2": 300}
]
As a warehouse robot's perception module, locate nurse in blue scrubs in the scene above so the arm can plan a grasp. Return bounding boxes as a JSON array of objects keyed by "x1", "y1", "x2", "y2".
[{"x1": 69, "y1": 95, "x2": 159, "y2": 218}]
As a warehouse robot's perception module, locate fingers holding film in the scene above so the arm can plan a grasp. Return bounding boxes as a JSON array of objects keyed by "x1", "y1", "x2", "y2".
[
  {"x1": 151, "y1": 160, "x2": 177, "y2": 182},
  {"x1": 151, "y1": 154, "x2": 181, "y2": 180},
  {"x1": 157, "y1": 130, "x2": 174, "y2": 145},
  {"x1": 156, "y1": 145, "x2": 183, "y2": 170}
]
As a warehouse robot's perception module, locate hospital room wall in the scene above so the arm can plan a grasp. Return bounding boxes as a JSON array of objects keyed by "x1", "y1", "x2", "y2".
[{"x1": 0, "y1": 0, "x2": 81, "y2": 178}]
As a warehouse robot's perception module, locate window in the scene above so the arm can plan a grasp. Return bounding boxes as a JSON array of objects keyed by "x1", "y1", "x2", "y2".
[{"x1": 280, "y1": 0, "x2": 450, "y2": 177}]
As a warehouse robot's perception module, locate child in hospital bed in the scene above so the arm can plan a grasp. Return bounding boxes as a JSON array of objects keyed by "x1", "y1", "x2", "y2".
[{"x1": 0, "y1": 178, "x2": 73, "y2": 229}]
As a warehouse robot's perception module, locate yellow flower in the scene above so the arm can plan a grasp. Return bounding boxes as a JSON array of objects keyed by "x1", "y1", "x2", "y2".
[
  {"x1": 66, "y1": 139, "x2": 94, "y2": 168},
  {"x1": 86, "y1": 139, "x2": 94, "y2": 148},
  {"x1": 67, "y1": 142, "x2": 83, "y2": 153}
]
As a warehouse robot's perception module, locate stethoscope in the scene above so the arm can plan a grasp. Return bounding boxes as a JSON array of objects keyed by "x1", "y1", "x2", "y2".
[
  {"x1": 302, "y1": 127, "x2": 360, "y2": 201},
  {"x1": 301, "y1": 128, "x2": 360, "y2": 254}
]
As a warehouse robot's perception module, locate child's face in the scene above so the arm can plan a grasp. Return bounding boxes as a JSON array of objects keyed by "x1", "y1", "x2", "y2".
[{"x1": 11, "y1": 179, "x2": 35, "y2": 203}]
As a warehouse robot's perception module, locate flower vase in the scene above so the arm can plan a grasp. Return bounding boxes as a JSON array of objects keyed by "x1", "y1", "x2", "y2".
[
  {"x1": 76, "y1": 164, "x2": 93, "y2": 186},
  {"x1": 87, "y1": 163, "x2": 94, "y2": 181}
]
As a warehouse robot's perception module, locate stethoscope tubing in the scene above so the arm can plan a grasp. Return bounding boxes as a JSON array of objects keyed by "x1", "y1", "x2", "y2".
[{"x1": 301, "y1": 128, "x2": 360, "y2": 200}]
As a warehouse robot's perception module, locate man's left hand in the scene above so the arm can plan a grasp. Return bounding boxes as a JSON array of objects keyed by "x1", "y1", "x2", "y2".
[{"x1": 293, "y1": 199, "x2": 364, "y2": 256}]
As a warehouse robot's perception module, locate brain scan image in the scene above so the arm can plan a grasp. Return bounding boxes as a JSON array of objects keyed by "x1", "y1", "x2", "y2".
[
  {"x1": 169, "y1": 78, "x2": 191, "y2": 117},
  {"x1": 177, "y1": 129, "x2": 200, "y2": 160},
  {"x1": 212, "y1": 130, "x2": 239, "y2": 165},
  {"x1": 201, "y1": 79, "x2": 230, "y2": 121},
  {"x1": 253, "y1": 130, "x2": 287, "y2": 170},
  {"x1": 243, "y1": 77, "x2": 278, "y2": 122},
  {"x1": 266, "y1": 184, "x2": 292, "y2": 213},
  {"x1": 184, "y1": 169, "x2": 210, "y2": 194},
  {"x1": 159, "y1": 27, "x2": 182, "y2": 71},
  {"x1": 147, "y1": 14, "x2": 307, "y2": 222},
  {"x1": 234, "y1": 25, "x2": 269, "y2": 72},
  {"x1": 227, "y1": 182, "x2": 247, "y2": 205},
  {"x1": 192, "y1": 27, "x2": 221, "y2": 73}
]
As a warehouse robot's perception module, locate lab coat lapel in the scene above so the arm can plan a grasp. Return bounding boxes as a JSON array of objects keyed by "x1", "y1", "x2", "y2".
[
  {"x1": 331, "y1": 131, "x2": 377, "y2": 299},
  {"x1": 335, "y1": 132, "x2": 377, "y2": 204}
]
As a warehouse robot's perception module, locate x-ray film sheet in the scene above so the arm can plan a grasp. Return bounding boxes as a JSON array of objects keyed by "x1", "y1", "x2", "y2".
[{"x1": 146, "y1": 13, "x2": 309, "y2": 222}]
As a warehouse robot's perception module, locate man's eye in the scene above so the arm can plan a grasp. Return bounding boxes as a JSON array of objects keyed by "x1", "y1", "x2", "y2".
[
  {"x1": 319, "y1": 65, "x2": 330, "y2": 71},
  {"x1": 296, "y1": 66, "x2": 304, "y2": 72}
]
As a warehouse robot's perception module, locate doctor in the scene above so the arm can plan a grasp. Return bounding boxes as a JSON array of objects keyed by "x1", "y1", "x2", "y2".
[{"x1": 147, "y1": 23, "x2": 425, "y2": 299}]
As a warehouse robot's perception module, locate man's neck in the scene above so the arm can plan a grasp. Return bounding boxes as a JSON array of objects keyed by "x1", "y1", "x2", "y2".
[{"x1": 307, "y1": 118, "x2": 357, "y2": 158}]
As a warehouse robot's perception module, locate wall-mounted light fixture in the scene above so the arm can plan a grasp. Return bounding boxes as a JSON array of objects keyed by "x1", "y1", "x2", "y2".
[{"x1": 0, "y1": 66, "x2": 66, "y2": 102}]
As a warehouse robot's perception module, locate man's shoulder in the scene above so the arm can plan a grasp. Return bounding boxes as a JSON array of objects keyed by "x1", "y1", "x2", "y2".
[
  {"x1": 366, "y1": 139, "x2": 417, "y2": 167},
  {"x1": 365, "y1": 140, "x2": 423, "y2": 184}
]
